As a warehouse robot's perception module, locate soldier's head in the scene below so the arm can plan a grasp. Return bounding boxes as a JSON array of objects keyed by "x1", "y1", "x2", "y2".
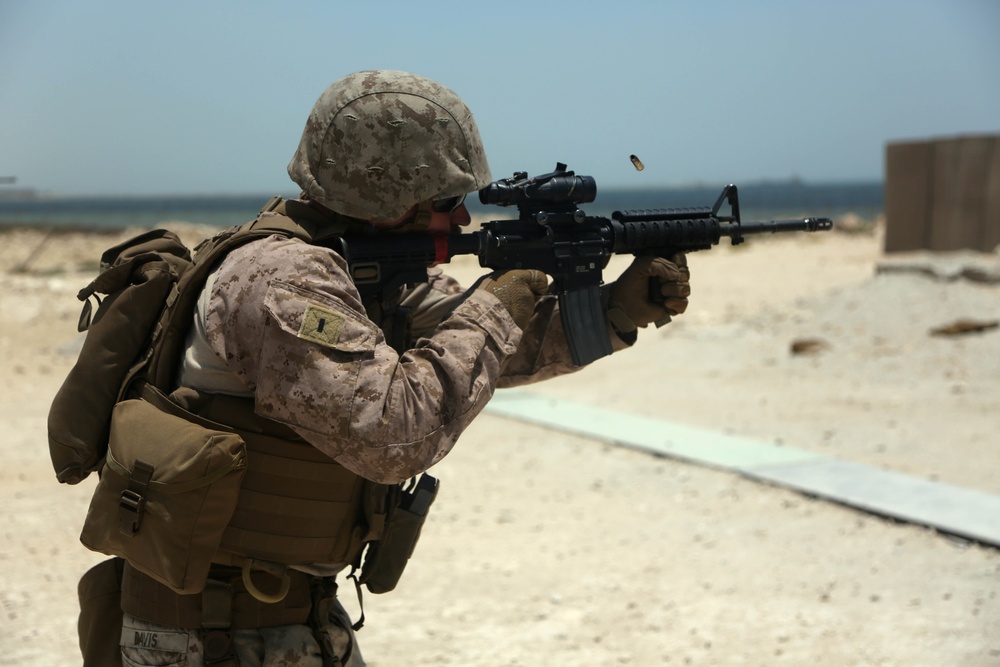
[{"x1": 288, "y1": 70, "x2": 492, "y2": 230}]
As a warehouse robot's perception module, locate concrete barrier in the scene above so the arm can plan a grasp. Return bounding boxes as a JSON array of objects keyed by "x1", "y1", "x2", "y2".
[{"x1": 885, "y1": 135, "x2": 1000, "y2": 253}]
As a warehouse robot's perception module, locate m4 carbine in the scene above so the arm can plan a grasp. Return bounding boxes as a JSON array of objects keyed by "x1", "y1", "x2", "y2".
[{"x1": 334, "y1": 163, "x2": 833, "y2": 366}]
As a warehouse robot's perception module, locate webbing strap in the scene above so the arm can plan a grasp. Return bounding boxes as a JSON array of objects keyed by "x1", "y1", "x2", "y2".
[
  {"x1": 219, "y1": 527, "x2": 340, "y2": 563},
  {"x1": 200, "y1": 580, "x2": 238, "y2": 666},
  {"x1": 118, "y1": 459, "x2": 154, "y2": 535},
  {"x1": 120, "y1": 563, "x2": 312, "y2": 630},
  {"x1": 346, "y1": 568, "x2": 366, "y2": 632},
  {"x1": 201, "y1": 579, "x2": 234, "y2": 629}
]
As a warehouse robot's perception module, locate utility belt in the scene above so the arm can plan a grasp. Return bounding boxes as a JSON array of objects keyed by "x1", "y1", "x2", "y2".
[
  {"x1": 119, "y1": 561, "x2": 358, "y2": 666},
  {"x1": 121, "y1": 562, "x2": 314, "y2": 630}
]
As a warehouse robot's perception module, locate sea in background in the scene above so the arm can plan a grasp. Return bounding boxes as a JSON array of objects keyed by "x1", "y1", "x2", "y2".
[{"x1": 0, "y1": 181, "x2": 883, "y2": 231}]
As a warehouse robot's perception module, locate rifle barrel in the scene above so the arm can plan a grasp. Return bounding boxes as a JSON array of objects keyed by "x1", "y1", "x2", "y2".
[{"x1": 735, "y1": 218, "x2": 833, "y2": 235}]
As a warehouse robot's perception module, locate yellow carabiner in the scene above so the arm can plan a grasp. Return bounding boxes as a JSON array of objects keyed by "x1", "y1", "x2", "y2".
[{"x1": 241, "y1": 558, "x2": 292, "y2": 603}]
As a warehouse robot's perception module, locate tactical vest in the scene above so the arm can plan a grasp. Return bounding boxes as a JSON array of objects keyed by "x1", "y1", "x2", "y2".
[
  {"x1": 142, "y1": 199, "x2": 393, "y2": 577},
  {"x1": 61, "y1": 198, "x2": 421, "y2": 603}
]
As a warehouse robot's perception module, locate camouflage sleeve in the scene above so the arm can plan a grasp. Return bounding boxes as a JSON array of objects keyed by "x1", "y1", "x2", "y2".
[
  {"x1": 417, "y1": 269, "x2": 635, "y2": 387},
  {"x1": 493, "y1": 289, "x2": 634, "y2": 388},
  {"x1": 203, "y1": 236, "x2": 521, "y2": 484},
  {"x1": 493, "y1": 293, "x2": 579, "y2": 386},
  {"x1": 400, "y1": 267, "x2": 467, "y2": 342}
]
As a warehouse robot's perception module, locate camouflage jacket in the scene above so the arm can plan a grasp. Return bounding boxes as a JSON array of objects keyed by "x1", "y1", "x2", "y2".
[{"x1": 178, "y1": 233, "x2": 617, "y2": 484}]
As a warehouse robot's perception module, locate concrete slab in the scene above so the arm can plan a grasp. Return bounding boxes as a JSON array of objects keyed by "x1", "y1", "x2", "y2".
[
  {"x1": 745, "y1": 458, "x2": 1000, "y2": 546},
  {"x1": 485, "y1": 390, "x2": 820, "y2": 470},
  {"x1": 484, "y1": 390, "x2": 1000, "y2": 547}
]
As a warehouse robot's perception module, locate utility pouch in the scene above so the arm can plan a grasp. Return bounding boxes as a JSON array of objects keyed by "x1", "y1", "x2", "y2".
[
  {"x1": 359, "y1": 474, "x2": 439, "y2": 594},
  {"x1": 78, "y1": 557, "x2": 125, "y2": 667},
  {"x1": 80, "y1": 397, "x2": 247, "y2": 594}
]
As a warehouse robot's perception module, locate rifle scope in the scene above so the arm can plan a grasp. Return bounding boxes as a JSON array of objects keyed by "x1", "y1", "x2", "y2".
[{"x1": 479, "y1": 172, "x2": 597, "y2": 208}]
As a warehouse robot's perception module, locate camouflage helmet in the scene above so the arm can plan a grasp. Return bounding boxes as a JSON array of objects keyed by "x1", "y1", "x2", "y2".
[{"x1": 287, "y1": 70, "x2": 492, "y2": 223}]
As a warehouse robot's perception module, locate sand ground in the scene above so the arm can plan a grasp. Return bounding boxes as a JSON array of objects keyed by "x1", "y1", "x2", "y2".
[{"x1": 0, "y1": 217, "x2": 997, "y2": 666}]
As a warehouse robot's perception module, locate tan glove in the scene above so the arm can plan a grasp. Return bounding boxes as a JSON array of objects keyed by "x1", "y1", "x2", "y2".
[
  {"x1": 477, "y1": 269, "x2": 548, "y2": 330},
  {"x1": 607, "y1": 253, "x2": 690, "y2": 333}
]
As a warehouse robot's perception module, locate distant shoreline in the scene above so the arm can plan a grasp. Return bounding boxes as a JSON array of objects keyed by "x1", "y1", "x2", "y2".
[{"x1": 0, "y1": 181, "x2": 884, "y2": 230}]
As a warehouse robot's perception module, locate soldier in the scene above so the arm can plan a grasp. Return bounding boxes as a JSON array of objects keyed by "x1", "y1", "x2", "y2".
[{"x1": 115, "y1": 70, "x2": 691, "y2": 666}]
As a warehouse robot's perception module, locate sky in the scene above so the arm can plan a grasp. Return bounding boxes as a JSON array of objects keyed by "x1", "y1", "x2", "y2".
[{"x1": 1, "y1": 0, "x2": 998, "y2": 196}]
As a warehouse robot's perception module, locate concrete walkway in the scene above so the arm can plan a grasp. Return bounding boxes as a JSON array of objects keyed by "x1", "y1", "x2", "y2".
[{"x1": 485, "y1": 390, "x2": 1000, "y2": 548}]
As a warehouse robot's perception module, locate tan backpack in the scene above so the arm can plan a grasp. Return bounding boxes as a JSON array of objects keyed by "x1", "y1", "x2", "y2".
[
  {"x1": 46, "y1": 200, "x2": 345, "y2": 484},
  {"x1": 48, "y1": 228, "x2": 193, "y2": 484}
]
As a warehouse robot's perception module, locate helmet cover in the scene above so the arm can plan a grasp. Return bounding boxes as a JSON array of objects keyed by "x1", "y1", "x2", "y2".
[{"x1": 288, "y1": 70, "x2": 492, "y2": 223}]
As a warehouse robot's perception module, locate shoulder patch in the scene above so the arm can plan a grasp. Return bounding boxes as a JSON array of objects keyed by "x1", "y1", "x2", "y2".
[{"x1": 298, "y1": 303, "x2": 345, "y2": 347}]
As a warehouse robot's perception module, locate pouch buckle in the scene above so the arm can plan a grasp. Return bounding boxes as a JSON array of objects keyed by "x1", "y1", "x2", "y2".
[{"x1": 118, "y1": 459, "x2": 154, "y2": 535}]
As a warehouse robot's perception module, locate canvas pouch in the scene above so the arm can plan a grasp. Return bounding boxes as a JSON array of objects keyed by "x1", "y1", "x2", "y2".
[
  {"x1": 80, "y1": 396, "x2": 247, "y2": 594},
  {"x1": 359, "y1": 474, "x2": 438, "y2": 594}
]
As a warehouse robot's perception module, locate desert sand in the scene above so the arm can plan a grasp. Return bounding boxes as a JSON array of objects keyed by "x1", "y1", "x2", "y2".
[{"x1": 0, "y1": 217, "x2": 997, "y2": 666}]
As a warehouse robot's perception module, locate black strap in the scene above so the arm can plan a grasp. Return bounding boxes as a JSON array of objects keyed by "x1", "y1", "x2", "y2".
[{"x1": 346, "y1": 569, "x2": 366, "y2": 632}]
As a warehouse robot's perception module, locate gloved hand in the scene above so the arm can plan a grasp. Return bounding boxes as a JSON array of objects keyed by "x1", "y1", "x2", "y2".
[
  {"x1": 607, "y1": 253, "x2": 690, "y2": 334},
  {"x1": 477, "y1": 269, "x2": 548, "y2": 330}
]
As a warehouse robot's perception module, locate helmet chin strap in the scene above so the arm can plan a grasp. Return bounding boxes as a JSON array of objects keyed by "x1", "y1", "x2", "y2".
[
  {"x1": 409, "y1": 200, "x2": 435, "y2": 231},
  {"x1": 377, "y1": 200, "x2": 434, "y2": 233}
]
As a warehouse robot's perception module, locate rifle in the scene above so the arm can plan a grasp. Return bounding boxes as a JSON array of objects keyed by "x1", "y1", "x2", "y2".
[{"x1": 333, "y1": 163, "x2": 833, "y2": 366}]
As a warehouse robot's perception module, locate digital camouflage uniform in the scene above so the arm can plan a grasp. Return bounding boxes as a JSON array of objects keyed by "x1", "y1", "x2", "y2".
[
  {"x1": 116, "y1": 70, "x2": 649, "y2": 666},
  {"x1": 121, "y1": 231, "x2": 600, "y2": 666},
  {"x1": 190, "y1": 232, "x2": 585, "y2": 484}
]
